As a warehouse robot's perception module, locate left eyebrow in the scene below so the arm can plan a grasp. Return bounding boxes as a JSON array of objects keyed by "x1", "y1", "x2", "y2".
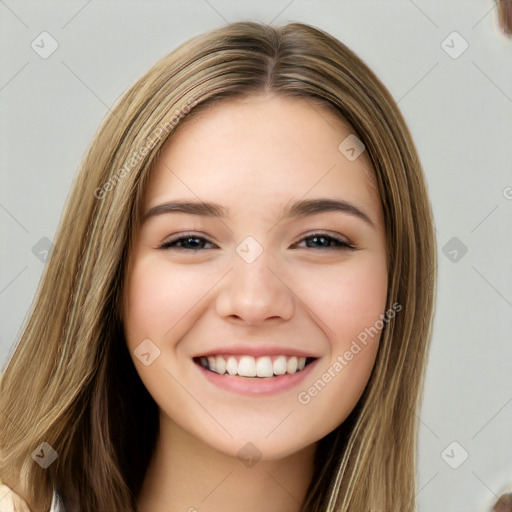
[
  {"x1": 279, "y1": 198, "x2": 375, "y2": 227},
  {"x1": 142, "y1": 197, "x2": 375, "y2": 227}
]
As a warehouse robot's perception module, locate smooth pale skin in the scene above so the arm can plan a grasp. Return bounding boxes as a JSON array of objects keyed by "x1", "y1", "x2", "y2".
[{"x1": 123, "y1": 93, "x2": 388, "y2": 512}]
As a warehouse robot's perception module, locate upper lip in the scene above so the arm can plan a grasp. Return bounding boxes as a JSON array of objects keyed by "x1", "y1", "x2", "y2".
[{"x1": 193, "y1": 345, "x2": 319, "y2": 359}]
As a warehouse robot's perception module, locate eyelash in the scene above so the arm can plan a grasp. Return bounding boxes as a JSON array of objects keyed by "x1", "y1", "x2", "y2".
[{"x1": 158, "y1": 232, "x2": 355, "y2": 251}]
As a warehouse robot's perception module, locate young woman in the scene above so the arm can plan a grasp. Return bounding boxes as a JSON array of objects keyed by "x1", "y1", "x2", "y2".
[{"x1": 0, "y1": 21, "x2": 437, "y2": 511}]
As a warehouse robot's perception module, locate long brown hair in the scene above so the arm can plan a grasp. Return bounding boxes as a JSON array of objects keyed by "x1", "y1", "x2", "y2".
[{"x1": 0, "y1": 21, "x2": 436, "y2": 511}]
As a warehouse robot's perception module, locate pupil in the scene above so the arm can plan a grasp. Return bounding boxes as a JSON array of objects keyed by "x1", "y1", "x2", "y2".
[
  {"x1": 310, "y1": 236, "x2": 327, "y2": 247},
  {"x1": 185, "y1": 237, "x2": 200, "y2": 248}
]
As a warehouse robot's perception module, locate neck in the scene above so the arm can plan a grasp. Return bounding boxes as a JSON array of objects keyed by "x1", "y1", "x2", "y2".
[{"x1": 136, "y1": 415, "x2": 317, "y2": 512}]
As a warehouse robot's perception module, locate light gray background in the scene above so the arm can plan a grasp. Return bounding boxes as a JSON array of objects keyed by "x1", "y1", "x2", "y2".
[{"x1": 1, "y1": 1, "x2": 511, "y2": 510}]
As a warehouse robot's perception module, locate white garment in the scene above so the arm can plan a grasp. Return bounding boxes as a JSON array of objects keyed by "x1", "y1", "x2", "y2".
[
  {"x1": 0, "y1": 483, "x2": 63, "y2": 512},
  {"x1": 49, "y1": 489, "x2": 64, "y2": 512}
]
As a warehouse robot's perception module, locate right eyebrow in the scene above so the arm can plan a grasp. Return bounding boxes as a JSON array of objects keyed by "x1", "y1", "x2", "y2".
[{"x1": 142, "y1": 200, "x2": 229, "y2": 222}]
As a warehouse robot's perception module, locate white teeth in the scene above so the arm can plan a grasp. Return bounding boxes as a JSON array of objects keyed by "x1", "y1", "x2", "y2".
[
  {"x1": 238, "y1": 356, "x2": 257, "y2": 377},
  {"x1": 273, "y1": 355, "x2": 287, "y2": 375},
  {"x1": 286, "y1": 356, "x2": 298, "y2": 374},
  {"x1": 215, "y1": 356, "x2": 226, "y2": 374},
  {"x1": 226, "y1": 356, "x2": 238, "y2": 376},
  {"x1": 199, "y1": 354, "x2": 312, "y2": 377},
  {"x1": 255, "y1": 356, "x2": 273, "y2": 378}
]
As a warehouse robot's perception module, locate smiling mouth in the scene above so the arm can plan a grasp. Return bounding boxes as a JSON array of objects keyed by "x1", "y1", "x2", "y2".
[{"x1": 194, "y1": 354, "x2": 316, "y2": 378}]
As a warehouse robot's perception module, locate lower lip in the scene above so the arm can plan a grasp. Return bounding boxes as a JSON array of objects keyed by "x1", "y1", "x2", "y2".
[{"x1": 196, "y1": 359, "x2": 318, "y2": 396}]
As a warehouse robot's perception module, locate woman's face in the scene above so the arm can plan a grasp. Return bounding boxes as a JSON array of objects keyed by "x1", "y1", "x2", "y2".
[{"x1": 123, "y1": 93, "x2": 388, "y2": 460}]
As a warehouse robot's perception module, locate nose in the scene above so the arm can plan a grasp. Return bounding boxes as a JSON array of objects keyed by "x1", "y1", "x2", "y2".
[{"x1": 215, "y1": 248, "x2": 295, "y2": 326}]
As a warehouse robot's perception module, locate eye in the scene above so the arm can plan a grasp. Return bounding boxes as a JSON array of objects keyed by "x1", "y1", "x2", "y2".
[
  {"x1": 294, "y1": 232, "x2": 355, "y2": 251},
  {"x1": 158, "y1": 233, "x2": 217, "y2": 251},
  {"x1": 158, "y1": 232, "x2": 355, "y2": 252}
]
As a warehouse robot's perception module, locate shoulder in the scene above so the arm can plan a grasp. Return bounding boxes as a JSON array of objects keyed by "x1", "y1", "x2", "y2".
[
  {"x1": 0, "y1": 480, "x2": 32, "y2": 512},
  {"x1": 0, "y1": 478, "x2": 62, "y2": 512}
]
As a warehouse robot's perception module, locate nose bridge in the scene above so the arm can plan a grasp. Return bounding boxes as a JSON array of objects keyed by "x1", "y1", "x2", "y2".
[{"x1": 215, "y1": 239, "x2": 294, "y2": 324}]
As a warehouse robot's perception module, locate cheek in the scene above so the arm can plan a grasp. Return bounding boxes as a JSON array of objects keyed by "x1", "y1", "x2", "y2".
[
  {"x1": 299, "y1": 256, "x2": 388, "y2": 346},
  {"x1": 123, "y1": 256, "x2": 214, "y2": 347},
  {"x1": 328, "y1": 259, "x2": 388, "y2": 377},
  {"x1": 337, "y1": 266, "x2": 388, "y2": 340},
  {"x1": 291, "y1": 256, "x2": 388, "y2": 432}
]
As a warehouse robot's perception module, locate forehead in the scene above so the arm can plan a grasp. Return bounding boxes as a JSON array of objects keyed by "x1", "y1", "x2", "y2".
[{"x1": 143, "y1": 94, "x2": 381, "y2": 223}]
